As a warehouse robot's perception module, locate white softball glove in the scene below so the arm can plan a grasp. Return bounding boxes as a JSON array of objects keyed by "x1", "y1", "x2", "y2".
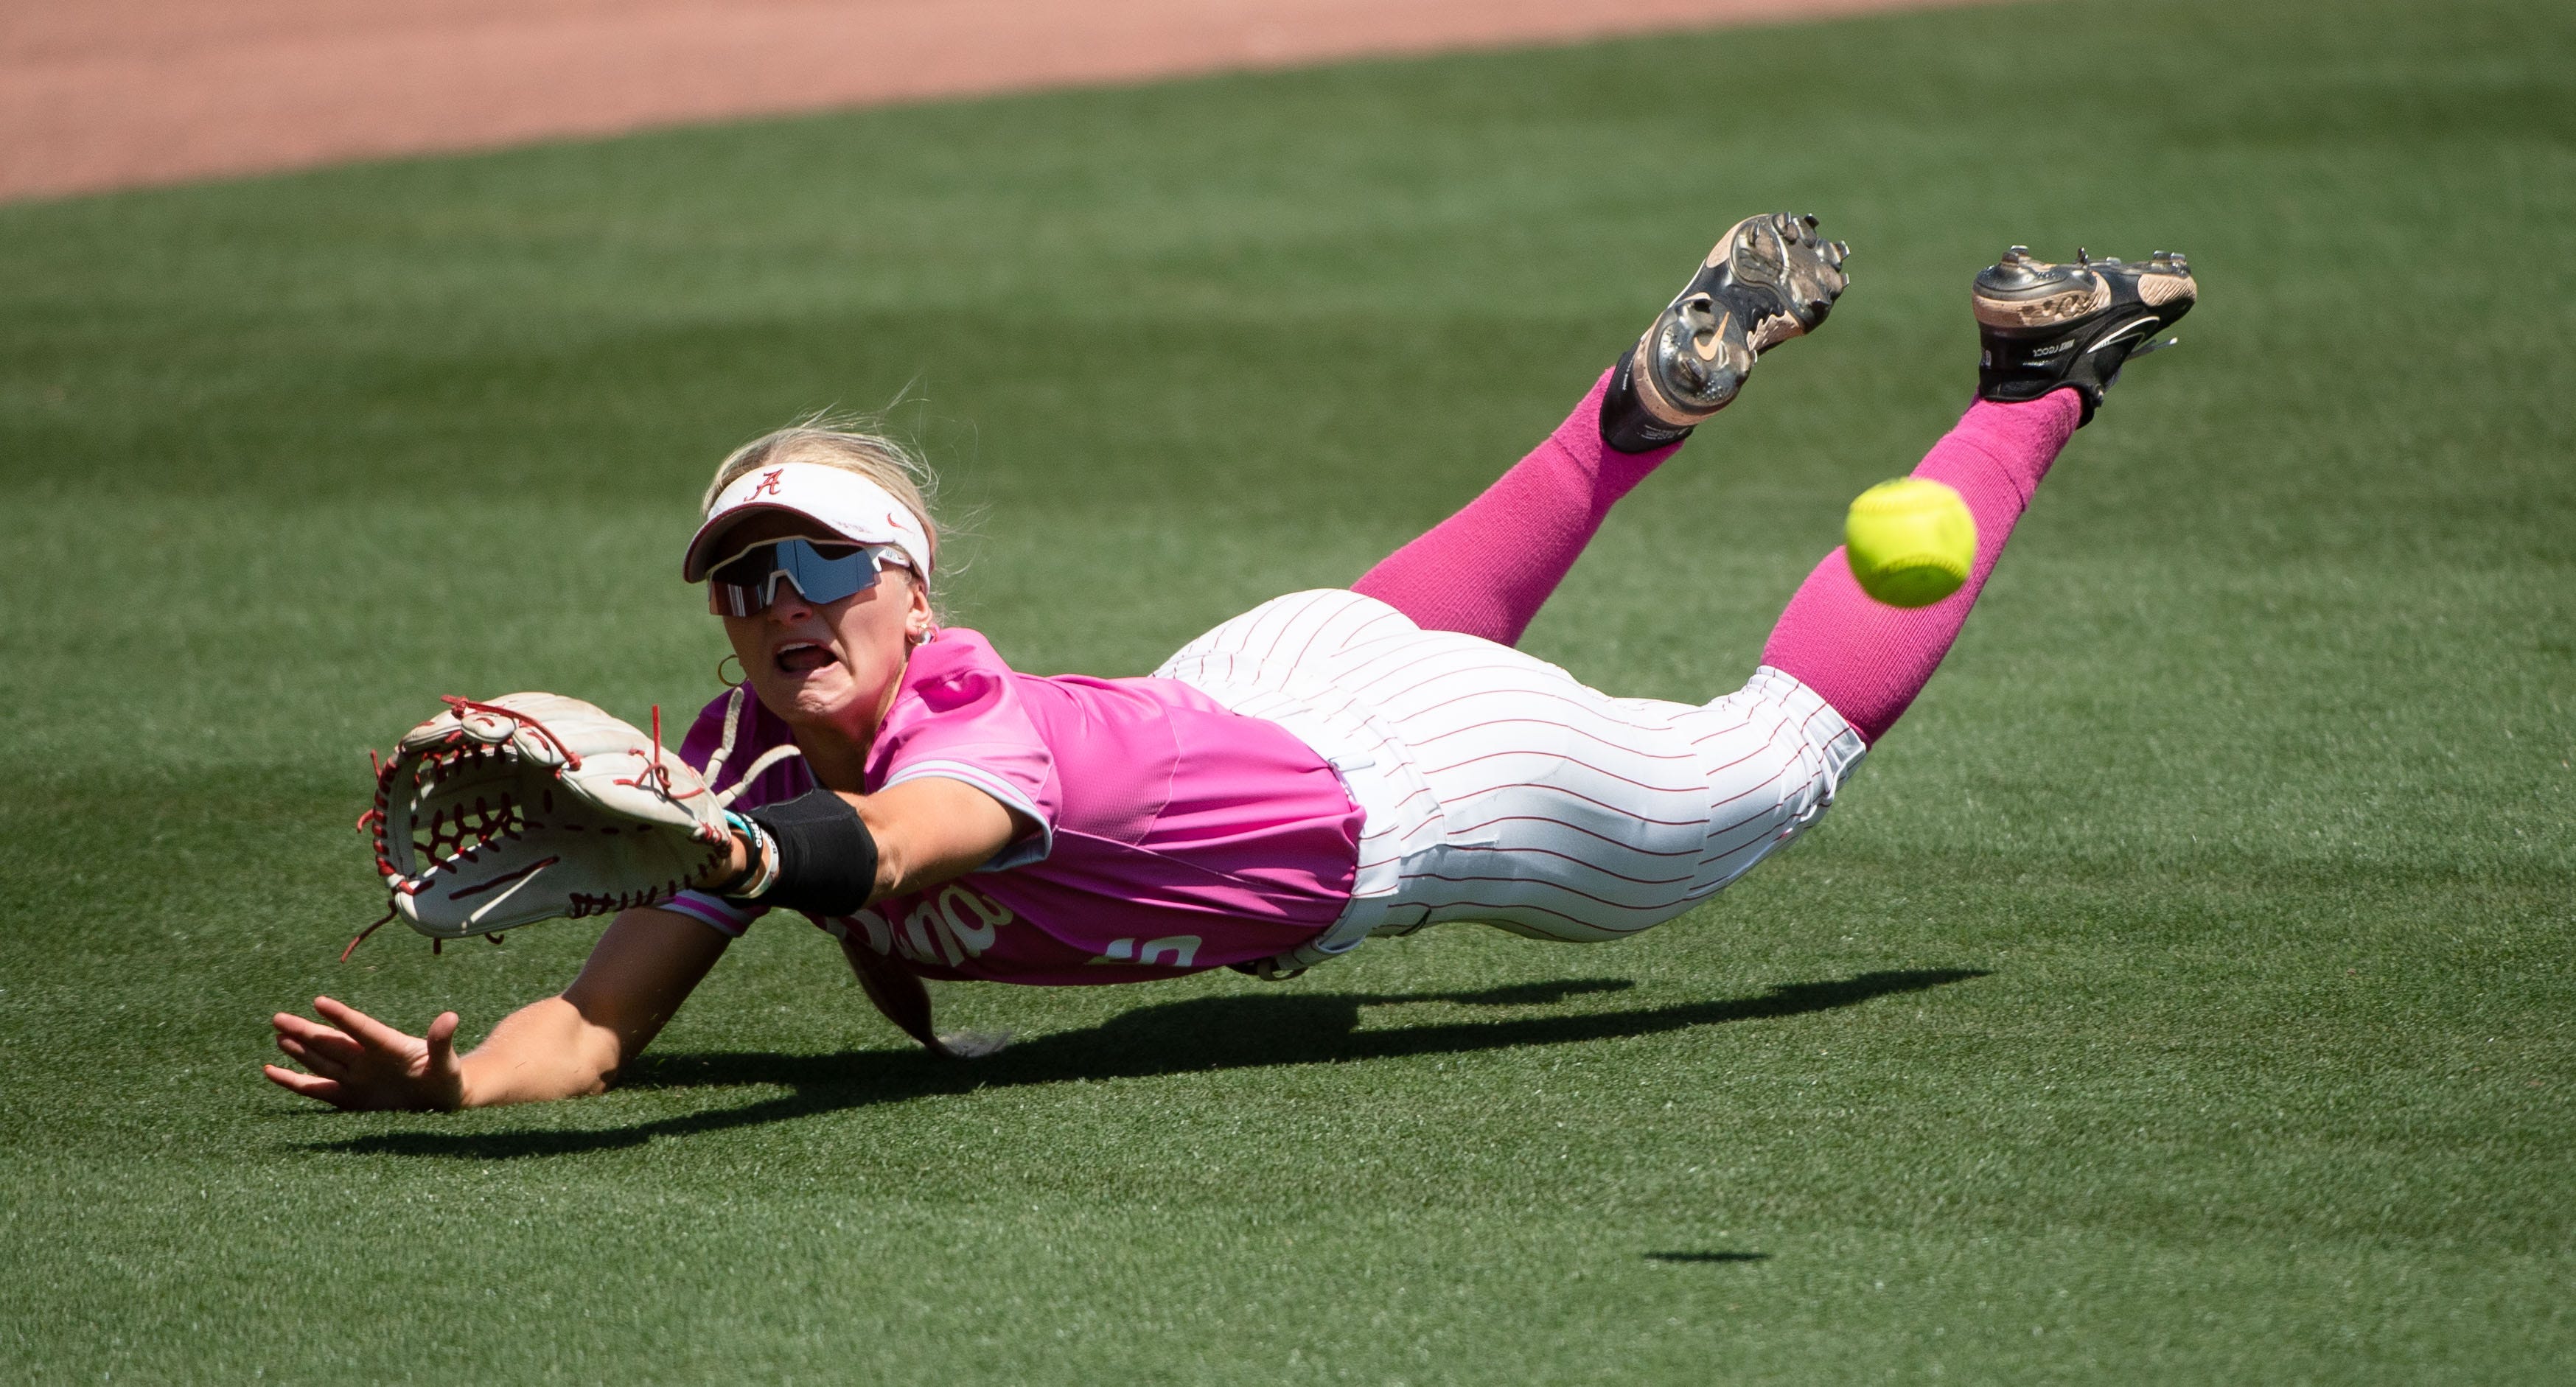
[{"x1": 365, "y1": 694, "x2": 731, "y2": 940}]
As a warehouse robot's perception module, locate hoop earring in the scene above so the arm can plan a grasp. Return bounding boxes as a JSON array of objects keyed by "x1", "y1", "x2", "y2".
[{"x1": 716, "y1": 653, "x2": 745, "y2": 688}]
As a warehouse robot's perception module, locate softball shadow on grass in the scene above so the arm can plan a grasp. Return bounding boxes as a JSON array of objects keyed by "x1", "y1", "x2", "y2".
[{"x1": 309, "y1": 968, "x2": 1985, "y2": 1161}]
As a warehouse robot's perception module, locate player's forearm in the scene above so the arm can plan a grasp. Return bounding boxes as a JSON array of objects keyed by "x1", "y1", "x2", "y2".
[
  {"x1": 453, "y1": 996, "x2": 623, "y2": 1108},
  {"x1": 858, "y1": 793, "x2": 945, "y2": 901},
  {"x1": 856, "y1": 782, "x2": 1019, "y2": 900},
  {"x1": 699, "y1": 783, "x2": 1015, "y2": 906}
]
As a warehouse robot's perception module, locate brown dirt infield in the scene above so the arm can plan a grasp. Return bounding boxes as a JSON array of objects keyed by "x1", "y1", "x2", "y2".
[{"x1": 1, "y1": 0, "x2": 1985, "y2": 205}]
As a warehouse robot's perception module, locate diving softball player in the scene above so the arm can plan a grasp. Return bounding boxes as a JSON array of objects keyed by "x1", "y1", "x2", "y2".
[{"x1": 266, "y1": 215, "x2": 2194, "y2": 1109}]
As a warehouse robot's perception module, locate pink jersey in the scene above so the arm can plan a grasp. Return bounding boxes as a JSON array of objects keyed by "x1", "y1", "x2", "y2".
[{"x1": 664, "y1": 629, "x2": 1361, "y2": 985}]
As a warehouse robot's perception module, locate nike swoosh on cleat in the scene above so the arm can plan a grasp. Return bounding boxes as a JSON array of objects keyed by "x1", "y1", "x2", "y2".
[{"x1": 2085, "y1": 315, "x2": 2159, "y2": 356}]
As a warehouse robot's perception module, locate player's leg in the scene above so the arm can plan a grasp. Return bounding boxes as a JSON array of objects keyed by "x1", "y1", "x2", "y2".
[
  {"x1": 1386, "y1": 650, "x2": 1857, "y2": 943},
  {"x1": 1331, "y1": 376, "x2": 2086, "y2": 949},
  {"x1": 1760, "y1": 246, "x2": 2196, "y2": 742},
  {"x1": 1279, "y1": 244, "x2": 2198, "y2": 958},
  {"x1": 1346, "y1": 371, "x2": 1678, "y2": 648},
  {"x1": 1195, "y1": 612, "x2": 1860, "y2": 971},
  {"x1": 1758, "y1": 393, "x2": 2078, "y2": 742},
  {"x1": 1350, "y1": 212, "x2": 1849, "y2": 646}
]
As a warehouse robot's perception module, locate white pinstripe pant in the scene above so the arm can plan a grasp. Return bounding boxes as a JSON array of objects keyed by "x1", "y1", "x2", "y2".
[{"x1": 1156, "y1": 590, "x2": 1867, "y2": 971}]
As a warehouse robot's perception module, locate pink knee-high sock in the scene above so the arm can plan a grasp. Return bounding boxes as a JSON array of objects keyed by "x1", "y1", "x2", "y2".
[
  {"x1": 1759, "y1": 391, "x2": 2082, "y2": 744},
  {"x1": 1352, "y1": 369, "x2": 1683, "y2": 645}
]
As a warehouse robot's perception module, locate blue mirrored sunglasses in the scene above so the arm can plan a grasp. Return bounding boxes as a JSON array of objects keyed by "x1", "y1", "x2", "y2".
[{"x1": 706, "y1": 539, "x2": 907, "y2": 616}]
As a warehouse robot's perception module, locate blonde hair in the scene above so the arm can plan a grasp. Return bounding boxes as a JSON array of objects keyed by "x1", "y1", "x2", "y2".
[{"x1": 703, "y1": 413, "x2": 942, "y2": 588}]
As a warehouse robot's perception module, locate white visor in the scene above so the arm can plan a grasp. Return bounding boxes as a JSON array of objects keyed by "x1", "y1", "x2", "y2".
[{"x1": 683, "y1": 462, "x2": 933, "y2": 583}]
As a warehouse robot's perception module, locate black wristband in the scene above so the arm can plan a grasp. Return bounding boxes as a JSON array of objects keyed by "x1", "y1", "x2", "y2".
[{"x1": 741, "y1": 790, "x2": 879, "y2": 916}]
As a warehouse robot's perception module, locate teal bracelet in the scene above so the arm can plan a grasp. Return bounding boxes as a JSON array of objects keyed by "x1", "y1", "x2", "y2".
[{"x1": 721, "y1": 810, "x2": 780, "y2": 900}]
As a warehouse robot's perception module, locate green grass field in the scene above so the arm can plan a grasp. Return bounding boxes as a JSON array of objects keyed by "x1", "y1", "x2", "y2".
[{"x1": 4, "y1": 0, "x2": 2572, "y2": 1378}]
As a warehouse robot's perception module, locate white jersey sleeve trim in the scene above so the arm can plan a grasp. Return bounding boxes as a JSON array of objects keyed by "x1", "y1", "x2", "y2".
[{"x1": 664, "y1": 889, "x2": 764, "y2": 938}]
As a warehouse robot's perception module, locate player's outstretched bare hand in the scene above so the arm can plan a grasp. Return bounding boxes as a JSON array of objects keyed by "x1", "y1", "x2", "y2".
[{"x1": 265, "y1": 996, "x2": 464, "y2": 1111}]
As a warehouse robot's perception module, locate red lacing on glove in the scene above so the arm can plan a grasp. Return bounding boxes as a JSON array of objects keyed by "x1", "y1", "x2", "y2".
[
  {"x1": 341, "y1": 906, "x2": 396, "y2": 962},
  {"x1": 351, "y1": 699, "x2": 725, "y2": 955},
  {"x1": 370, "y1": 738, "x2": 530, "y2": 887},
  {"x1": 439, "y1": 695, "x2": 581, "y2": 768},
  {"x1": 356, "y1": 708, "x2": 553, "y2": 957},
  {"x1": 609, "y1": 707, "x2": 716, "y2": 829}
]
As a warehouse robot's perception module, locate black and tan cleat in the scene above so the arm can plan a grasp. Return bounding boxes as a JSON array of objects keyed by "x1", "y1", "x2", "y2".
[
  {"x1": 1599, "y1": 212, "x2": 1851, "y2": 453},
  {"x1": 1973, "y1": 245, "x2": 2196, "y2": 425}
]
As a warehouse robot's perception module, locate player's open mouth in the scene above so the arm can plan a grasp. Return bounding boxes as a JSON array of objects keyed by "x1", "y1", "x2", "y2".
[{"x1": 775, "y1": 642, "x2": 836, "y2": 674}]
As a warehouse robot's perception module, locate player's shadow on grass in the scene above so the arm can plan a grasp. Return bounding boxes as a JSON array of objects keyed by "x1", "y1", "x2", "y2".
[{"x1": 309, "y1": 968, "x2": 1984, "y2": 1161}]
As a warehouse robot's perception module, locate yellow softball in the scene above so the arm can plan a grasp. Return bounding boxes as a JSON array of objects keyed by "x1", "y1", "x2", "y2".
[{"x1": 1843, "y1": 478, "x2": 1977, "y2": 607}]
